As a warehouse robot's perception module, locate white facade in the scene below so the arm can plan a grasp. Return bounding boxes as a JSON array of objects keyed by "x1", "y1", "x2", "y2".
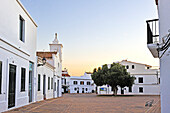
[
  {"x1": 69, "y1": 73, "x2": 94, "y2": 94},
  {"x1": 36, "y1": 33, "x2": 63, "y2": 99},
  {"x1": 98, "y1": 60, "x2": 160, "y2": 95},
  {"x1": 36, "y1": 57, "x2": 54, "y2": 101},
  {"x1": 0, "y1": 0, "x2": 37, "y2": 112},
  {"x1": 147, "y1": 0, "x2": 170, "y2": 112},
  {"x1": 62, "y1": 68, "x2": 70, "y2": 93}
]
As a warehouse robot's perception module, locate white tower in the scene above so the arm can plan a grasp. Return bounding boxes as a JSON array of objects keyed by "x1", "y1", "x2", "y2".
[{"x1": 49, "y1": 33, "x2": 63, "y2": 62}]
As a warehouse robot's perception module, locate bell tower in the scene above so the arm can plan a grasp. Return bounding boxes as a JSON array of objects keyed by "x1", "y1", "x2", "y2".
[{"x1": 49, "y1": 33, "x2": 63, "y2": 62}]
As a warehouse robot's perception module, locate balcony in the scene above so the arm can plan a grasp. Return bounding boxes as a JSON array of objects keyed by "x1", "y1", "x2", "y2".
[{"x1": 146, "y1": 19, "x2": 159, "y2": 58}]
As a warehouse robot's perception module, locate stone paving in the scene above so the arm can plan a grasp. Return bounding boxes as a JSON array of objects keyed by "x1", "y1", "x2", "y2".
[{"x1": 4, "y1": 94, "x2": 160, "y2": 113}]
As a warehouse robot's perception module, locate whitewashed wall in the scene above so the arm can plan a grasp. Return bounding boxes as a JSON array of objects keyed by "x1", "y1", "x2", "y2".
[
  {"x1": 37, "y1": 62, "x2": 54, "y2": 101},
  {"x1": 0, "y1": 0, "x2": 37, "y2": 112},
  {"x1": 157, "y1": 0, "x2": 170, "y2": 112},
  {"x1": 69, "y1": 77, "x2": 93, "y2": 94}
]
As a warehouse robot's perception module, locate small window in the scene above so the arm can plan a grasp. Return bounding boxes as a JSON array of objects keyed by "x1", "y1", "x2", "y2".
[
  {"x1": 51, "y1": 78, "x2": 53, "y2": 89},
  {"x1": 19, "y1": 15, "x2": 25, "y2": 42},
  {"x1": 129, "y1": 86, "x2": 132, "y2": 92},
  {"x1": 80, "y1": 81, "x2": 84, "y2": 85},
  {"x1": 159, "y1": 78, "x2": 160, "y2": 84},
  {"x1": 38, "y1": 74, "x2": 41, "y2": 91},
  {"x1": 126, "y1": 65, "x2": 129, "y2": 69},
  {"x1": 74, "y1": 88, "x2": 77, "y2": 91},
  {"x1": 147, "y1": 67, "x2": 150, "y2": 69},
  {"x1": 21, "y1": 68, "x2": 26, "y2": 92},
  {"x1": 48, "y1": 77, "x2": 50, "y2": 90},
  {"x1": 73, "y1": 81, "x2": 77, "y2": 85},
  {"x1": 87, "y1": 82, "x2": 91, "y2": 85},
  {"x1": 139, "y1": 87, "x2": 143, "y2": 93},
  {"x1": 0, "y1": 61, "x2": 2, "y2": 94},
  {"x1": 86, "y1": 88, "x2": 88, "y2": 91},
  {"x1": 138, "y1": 77, "x2": 143, "y2": 83},
  {"x1": 132, "y1": 65, "x2": 135, "y2": 69}
]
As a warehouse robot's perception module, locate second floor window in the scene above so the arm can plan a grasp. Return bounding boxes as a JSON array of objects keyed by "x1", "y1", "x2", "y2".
[
  {"x1": 138, "y1": 77, "x2": 143, "y2": 83},
  {"x1": 19, "y1": 15, "x2": 25, "y2": 42},
  {"x1": 80, "y1": 81, "x2": 84, "y2": 85},
  {"x1": 21, "y1": 68, "x2": 26, "y2": 92},
  {"x1": 73, "y1": 81, "x2": 77, "y2": 85},
  {"x1": 132, "y1": 65, "x2": 135, "y2": 69},
  {"x1": 87, "y1": 82, "x2": 91, "y2": 85},
  {"x1": 126, "y1": 65, "x2": 129, "y2": 69}
]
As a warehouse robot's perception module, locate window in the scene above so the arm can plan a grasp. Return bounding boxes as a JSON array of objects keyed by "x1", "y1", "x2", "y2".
[
  {"x1": 19, "y1": 15, "x2": 25, "y2": 42},
  {"x1": 87, "y1": 82, "x2": 91, "y2": 85},
  {"x1": 38, "y1": 74, "x2": 40, "y2": 91},
  {"x1": 73, "y1": 81, "x2": 77, "y2": 85},
  {"x1": 74, "y1": 88, "x2": 77, "y2": 91},
  {"x1": 48, "y1": 77, "x2": 50, "y2": 90},
  {"x1": 147, "y1": 67, "x2": 150, "y2": 69},
  {"x1": 129, "y1": 86, "x2": 132, "y2": 92},
  {"x1": 86, "y1": 88, "x2": 88, "y2": 91},
  {"x1": 21, "y1": 68, "x2": 26, "y2": 92},
  {"x1": 139, "y1": 87, "x2": 143, "y2": 93},
  {"x1": 80, "y1": 81, "x2": 84, "y2": 85},
  {"x1": 64, "y1": 79, "x2": 66, "y2": 84},
  {"x1": 0, "y1": 61, "x2": 2, "y2": 94},
  {"x1": 132, "y1": 65, "x2": 135, "y2": 69},
  {"x1": 159, "y1": 78, "x2": 160, "y2": 84},
  {"x1": 51, "y1": 78, "x2": 53, "y2": 89},
  {"x1": 126, "y1": 65, "x2": 129, "y2": 69},
  {"x1": 138, "y1": 77, "x2": 143, "y2": 83}
]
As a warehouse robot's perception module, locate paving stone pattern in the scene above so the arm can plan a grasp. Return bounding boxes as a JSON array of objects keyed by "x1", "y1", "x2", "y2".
[{"x1": 4, "y1": 94, "x2": 160, "y2": 113}]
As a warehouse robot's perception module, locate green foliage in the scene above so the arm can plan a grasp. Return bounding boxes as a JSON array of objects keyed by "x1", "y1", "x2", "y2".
[{"x1": 92, "y1": 62, "x2": 135, "y2": 95}]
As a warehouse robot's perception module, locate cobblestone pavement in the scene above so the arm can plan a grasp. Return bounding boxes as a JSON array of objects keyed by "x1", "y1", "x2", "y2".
[{"x1": 4, "y1": 94, "x2": 160, "y2": 113}]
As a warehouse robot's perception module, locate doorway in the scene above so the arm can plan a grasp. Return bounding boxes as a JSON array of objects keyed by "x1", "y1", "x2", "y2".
[
  {"x1": 8, "y1": 64, "x2": 16, "y2": 108},
  {"x1": 29, "y1": 62, "x2": 33, "y2": 102},
  {"x1": 57, "y1": 80, "x2": 59, "y2": 97},
  {"x1": 82, "y1": 88, "x2": 84, "y2": 93},
  {"x1": 43, "y1": 75, "x2": 46, "y2": 100}
]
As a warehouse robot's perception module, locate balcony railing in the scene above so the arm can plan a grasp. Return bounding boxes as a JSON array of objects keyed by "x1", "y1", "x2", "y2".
[{"x1": 146, "y1": 19, "x2": 159, "y2": 44}]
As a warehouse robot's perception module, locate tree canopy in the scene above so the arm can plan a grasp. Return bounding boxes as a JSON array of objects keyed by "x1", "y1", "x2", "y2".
[{"x1": 92, "y1": 62, "x2": 135, "y2": 95}]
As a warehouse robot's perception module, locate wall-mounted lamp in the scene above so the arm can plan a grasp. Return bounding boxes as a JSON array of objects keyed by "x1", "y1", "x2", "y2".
[{"x1": 37, "y1": 57, "x2": 46, "y2": 67}]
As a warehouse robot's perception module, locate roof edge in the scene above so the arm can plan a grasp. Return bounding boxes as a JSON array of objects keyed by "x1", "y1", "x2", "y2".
[{"x1": 16, "y1": 0, "x2": 38, "y2": 27}]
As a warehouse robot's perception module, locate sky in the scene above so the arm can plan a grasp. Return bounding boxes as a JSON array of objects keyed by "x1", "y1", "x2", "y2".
[{"x1": 20, "y1": 0, "x2": 159, "y2": 76}]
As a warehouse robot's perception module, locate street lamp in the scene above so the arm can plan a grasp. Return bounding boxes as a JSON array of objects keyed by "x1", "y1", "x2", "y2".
[{"x1": 37, "y1": 57, "x2": 46, "y2": 67}]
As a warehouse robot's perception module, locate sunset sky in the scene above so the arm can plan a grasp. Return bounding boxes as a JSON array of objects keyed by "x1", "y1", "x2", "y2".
[{"x1": 20, "y1": 0, "x2": 159, "y2": 76}]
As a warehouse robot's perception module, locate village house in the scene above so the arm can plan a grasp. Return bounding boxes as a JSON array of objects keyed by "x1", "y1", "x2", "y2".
[
  {"x1": 98, "y1": 60, "x2": 160, "y2": 95},
  {"x1": 0, "y1": 0, "x2": 37, "y2": 112},
  {"x1": 62, "y1": 68, "x2": 71, "y2": 93},
  {"x1": 69, "y1": 72, "x2": 95, "y2": 94}
]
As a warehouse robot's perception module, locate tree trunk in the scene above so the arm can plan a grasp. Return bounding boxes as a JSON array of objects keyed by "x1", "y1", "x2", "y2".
[{"x1": 112, "y1": 86, "x2": 118, "y2": 96}]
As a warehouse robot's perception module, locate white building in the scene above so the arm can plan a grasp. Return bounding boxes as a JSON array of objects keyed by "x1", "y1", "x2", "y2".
[
  {"x1": 98, "y1": 60, "x2": 160, "y2": 95},
  {"x1": 62, "y1": 68, "x2": 71, "y2": 93},
  {"x1": 0, "y1": 0, "x2": 37, "y2": 112},
  {"x1": 69, "y1": 73, "x2": 94, "y2": 94},
  {"x1": 36, "y1": 33, "x2": 63, "y2": 100},
  {"x1": 146, "y1": 0, "x2": 170, "y2": 112}
]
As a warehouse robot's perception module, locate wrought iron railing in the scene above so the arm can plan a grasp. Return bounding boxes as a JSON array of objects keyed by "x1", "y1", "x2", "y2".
[{"x1": 146, "y1": 19, "x2": 159, "y2": 44}]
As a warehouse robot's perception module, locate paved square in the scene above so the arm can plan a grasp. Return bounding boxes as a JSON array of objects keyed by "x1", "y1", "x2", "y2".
[{"x1": 4, "y1": 94, "x2": 160, "y2": 113}]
